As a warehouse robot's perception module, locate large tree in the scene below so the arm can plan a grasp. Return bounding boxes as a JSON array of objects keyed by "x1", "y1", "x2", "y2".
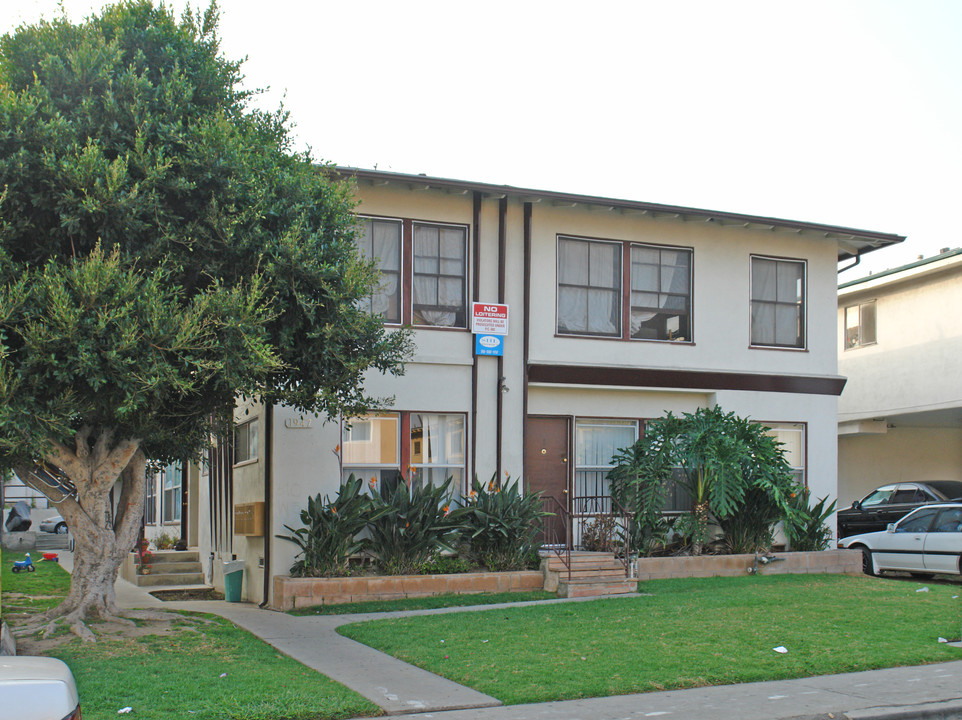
[{"x1": 0, "y1": 1, "x2": 410, "y2": 637}]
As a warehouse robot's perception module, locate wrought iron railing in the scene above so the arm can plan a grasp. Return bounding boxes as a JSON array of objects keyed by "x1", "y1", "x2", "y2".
[
  {"x1": 539, "y1": 493, "x2": 635, "y2": 579},
  {"x1": 539, "y1": 494, "x2": 571, "y2": 580}
]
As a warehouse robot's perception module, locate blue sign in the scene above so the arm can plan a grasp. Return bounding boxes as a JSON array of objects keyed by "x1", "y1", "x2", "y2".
[{"x1": 475, "y1": 334, "x2": 504, "y2": 356}]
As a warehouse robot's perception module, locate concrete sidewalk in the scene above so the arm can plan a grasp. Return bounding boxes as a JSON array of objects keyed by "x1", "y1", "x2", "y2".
[{"x1": 92, "y1": 557, "x2": 962, "y2": 720}]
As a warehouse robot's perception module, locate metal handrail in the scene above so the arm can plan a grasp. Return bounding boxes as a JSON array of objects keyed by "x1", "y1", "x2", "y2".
[
  {"x1": 570, "y1": 493, "x2": 634, "y2": 577},
  {"x1": 540, "y1": 494, "x2": 571, "y2": 581}
]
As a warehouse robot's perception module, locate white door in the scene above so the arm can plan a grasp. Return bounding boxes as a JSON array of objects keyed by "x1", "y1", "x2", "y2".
[{"x1": 923, "y1": 507, "x2": 962, "y2": 574}]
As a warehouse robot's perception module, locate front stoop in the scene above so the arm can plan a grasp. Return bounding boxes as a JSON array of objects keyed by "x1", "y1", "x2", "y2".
[
  {"x1": 133, "y1": 550, "x2": 205, "y2": 588},
  {"x1": 543, "y1": 551, "x2": 635, "y2": 598}
]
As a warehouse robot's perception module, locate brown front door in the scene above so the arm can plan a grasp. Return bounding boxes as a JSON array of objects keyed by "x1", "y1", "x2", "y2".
[{"x1": 524, "y1": 416, "x2": 570, "y2": 546}]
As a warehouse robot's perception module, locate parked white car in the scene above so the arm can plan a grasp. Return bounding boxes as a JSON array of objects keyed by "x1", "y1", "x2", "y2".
[
  {"x1": 0, "y1": 656, "x2": 81, "y2": 720},
  {"x1": 838, "y1": 503, "x2": 962, "y2": 577},
  {"x1": 38, "y1": 515, "x2": 68, "y2": 535}
]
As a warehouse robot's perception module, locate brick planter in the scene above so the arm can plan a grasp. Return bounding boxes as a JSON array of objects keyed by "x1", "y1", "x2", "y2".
[
  {"x1": 634, "y1": 549, "x2": 862, "y2": 581},
  {"x1": 273, "y1": 570, "x2": 545, "y2": 611}
]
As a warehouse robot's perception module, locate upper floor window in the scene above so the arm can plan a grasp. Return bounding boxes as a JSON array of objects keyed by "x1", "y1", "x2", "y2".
[
  {"x1": 355, "y1": 216, "x2": 468, "y2": 329},
  {"x1": 234, "y1": 418, "x2": 259, "y2": 465},
  {"x1": 750, "y1": 256, "x2": 805, "y2": 349},
  {"x1": 630, "y1": 244, "x2": 692, "y2": 341},
  {"x1": 413, "y1": 223, "x2": 467, "y2": 328},
  {"x1": 844, "y1": 300, "x2": 876, "y2": 349},
  {"x1": 355, "y1": 218, "x2": 402, "y2": 324},
  {"x1": 557, "y1": 236, "x2": 622, "y2": 337},
  {"x1": 557, "y1": 236, "x2": 694, "y2": 342}
]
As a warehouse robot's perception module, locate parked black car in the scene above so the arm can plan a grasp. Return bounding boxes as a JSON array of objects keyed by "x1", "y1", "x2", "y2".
[{"x1": 837, "y1": 481, "x2": 962, "y2": 538}]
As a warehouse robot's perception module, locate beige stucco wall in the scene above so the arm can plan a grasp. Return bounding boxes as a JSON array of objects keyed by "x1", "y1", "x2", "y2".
[
  {"x1": 838, "y1": 427, "x2": 962, "y2": 507},
  {"x1": 838, "y1": 259, "x2": 962, "y2": 422},
  {"x1": 526, "y1": 203, "x2": 840, "y2": 378}
]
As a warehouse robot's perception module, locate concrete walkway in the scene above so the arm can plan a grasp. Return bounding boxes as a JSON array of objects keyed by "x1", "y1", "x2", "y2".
[{"x1": 58, "y1": 553, "x2": 962, "y2": 720}]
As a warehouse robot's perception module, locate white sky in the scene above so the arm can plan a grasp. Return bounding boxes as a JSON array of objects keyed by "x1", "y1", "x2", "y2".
[{"x1": 4, "y1": 0, "x2": 961, "y2": 280}]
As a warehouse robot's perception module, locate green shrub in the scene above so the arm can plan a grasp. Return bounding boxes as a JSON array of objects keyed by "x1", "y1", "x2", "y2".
[
  {"x1": 155, "y1": 532, "x2": 179, "y2": 550},
  {"x1": 784, "y1": 486, "x2": 836, "y2": 551},
  {"x1": 461, "y1": 474, "x2": 548, "y2": 571},
  {"x1": 717, "y1": 486, "x2": 781, "y2": 554},
  {"x1": 368, "y1": 476, "x2": 464, "y2": 575},
  {"x1": 278, "y1": 474, "x2": 382, "y2": 577},
  {"x1": 417, "y1": 555, "x2": 474, "y2": 575},
  {"x1": 580, "y1": 515, "x2": 622, "y2": 553}
]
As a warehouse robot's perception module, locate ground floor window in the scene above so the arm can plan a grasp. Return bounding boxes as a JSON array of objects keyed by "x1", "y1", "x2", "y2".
[
  {"x1": 145, "y1": 472, "x2": 157, "y2": 524},
  {"x1": 343, "y1": 412, "x2": 467, "y2": 500},
  {"x1": 162, "y1": 462, "x2": 182, "y2": 523},
  {"x1": 574, "y1": 418, "x2": 638, "y2": 506},
  {"x1": 763, "y1": 423, "x2": 806, "y2": 486}
]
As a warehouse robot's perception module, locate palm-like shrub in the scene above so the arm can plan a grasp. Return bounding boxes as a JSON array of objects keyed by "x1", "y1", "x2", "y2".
[
  {"x1": 367, "y1": 476, "x2": 464, "y2": 575},
  {"x1": 278, "y1": 474, "x2": 381, "y2": 577},
  {"x1": 610, "y1": 407, "x2": 796, "y2": 555},
  {"x1": 461, "y1": 474, "x2": 547, "y2": 571}
]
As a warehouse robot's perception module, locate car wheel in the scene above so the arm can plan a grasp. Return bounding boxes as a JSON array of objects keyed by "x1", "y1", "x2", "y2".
[
  {"x1": 909, "y1": 572, "x2": 934, "y2": 580},
  {"x1": 55, "y1": 523, "x2": 68, "y2": 535},
  {"x1": 859, "y1": 547, "x2": 875, "y2": 576}
]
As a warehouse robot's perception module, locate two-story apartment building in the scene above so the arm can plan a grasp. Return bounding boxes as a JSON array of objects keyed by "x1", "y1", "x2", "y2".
[
  {"x1": 837, "y1": 248, "x2": 962, "y2": 507},
  {"x1": 190, "y1": 168, "x2": 902, "y2": 605}
]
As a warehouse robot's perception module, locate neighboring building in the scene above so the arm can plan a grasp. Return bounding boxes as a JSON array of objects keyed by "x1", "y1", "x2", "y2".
[
  {"x1": 837, "y1": 247, "x2": 962, "y2": 507},
  {"x1": 185, "y1": 169, "x2": 901, "y2": 605}
]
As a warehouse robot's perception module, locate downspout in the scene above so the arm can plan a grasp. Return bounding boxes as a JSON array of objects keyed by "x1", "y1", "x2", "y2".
[
  {"x1": 259, "y1": 403, "x2": 273, "y2": 608},
  {"x1": 838, "y1": 250, "x2": 862, "y2": 275},
  {"x1": 496, "y1": 196, "x2": 507, "y2": 479},
  {"x1": 522, "y1": 202, "x2": 532, "y2": 488},
  {"x1": 470, "y1": 192, "x2": 482, "y2": 487}
]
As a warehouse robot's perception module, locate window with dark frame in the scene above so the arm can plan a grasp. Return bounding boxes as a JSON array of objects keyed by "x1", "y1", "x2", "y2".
[
  {"x1": 844, "y1": 300, "x2": 877, "y2": 350},
  {"x1": 557, "y1": 236, "x2": 622, "y2": 337},
  {"x1": 751, "y1": 256, "x2": 806, "y2": 348},
  {"x1": 355, "y1": 218, "x2": 402, "y2": 324},
  {"x1": 145, "y1": 474, "x2": 157, "y2": 524},
  {"x1": 413, "y1": 223, "x2": 467, "y2": 328},
  {"x1": 161, "y1": 462, "x2": 181, "y2": 523},
  {"x1": 234, "y1": 418, "x2": 258, "y2": 465},
  {"x1": 630, "y1": 244, "x2": 692, "y2": 341}
]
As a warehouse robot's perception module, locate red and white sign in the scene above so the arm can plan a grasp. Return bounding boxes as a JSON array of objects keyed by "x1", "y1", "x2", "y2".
[{"x1": 471, "y1": 302, "x2": 509, "y2": 335}]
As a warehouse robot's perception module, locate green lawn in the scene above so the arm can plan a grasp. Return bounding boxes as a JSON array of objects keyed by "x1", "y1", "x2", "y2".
[
  {"x1": 338, "y1": 574, "x2": 962, "y2": 705},
  {"x1": 289, "y1": 590, "x2": 556, "y2": 616},
  {"x1": 51, "y1": 613, "x2": 380, "y2": 720},
  {"x1": 1, "y1": 551, "x2": 72, "y2": 617},
  {"x1": 1, "y1": 551, "x2": 379, "y2": 720}
]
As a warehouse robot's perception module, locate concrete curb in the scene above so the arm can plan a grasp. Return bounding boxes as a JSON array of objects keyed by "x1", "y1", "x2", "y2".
[{"x1": 845, "y1": 698, "x2": 962, "y2": 720}]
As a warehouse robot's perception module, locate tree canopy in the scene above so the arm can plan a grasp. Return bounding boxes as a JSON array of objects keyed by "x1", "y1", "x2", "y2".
[{"x1": 0, "y1": 0, "x2": 410, "y2": 631}]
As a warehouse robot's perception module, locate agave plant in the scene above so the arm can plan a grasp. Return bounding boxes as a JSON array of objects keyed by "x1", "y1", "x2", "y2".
[{"x1": 277, "y1": 474, "x2": 384, "y2": 577}]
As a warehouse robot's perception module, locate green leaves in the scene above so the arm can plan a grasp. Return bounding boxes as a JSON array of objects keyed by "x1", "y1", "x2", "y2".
[
  {"x1": 0, "y1": 1, "x2": 411, "y2": 465},
  {"x1": 460, "y1": 473, "x2": 548, "y2": 571},
  {"x1": 609, "y1": 406, "x2": 797, "y2": 555}
]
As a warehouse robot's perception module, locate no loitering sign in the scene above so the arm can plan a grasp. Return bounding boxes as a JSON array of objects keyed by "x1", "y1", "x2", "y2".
[{"x1": 471, "y1": 302, "x2": 509, "y2": 336}]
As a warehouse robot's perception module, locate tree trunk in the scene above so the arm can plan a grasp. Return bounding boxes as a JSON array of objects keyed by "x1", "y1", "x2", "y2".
[{"x1": 16, "y1": 427, "x2": 146, "y2": 637}]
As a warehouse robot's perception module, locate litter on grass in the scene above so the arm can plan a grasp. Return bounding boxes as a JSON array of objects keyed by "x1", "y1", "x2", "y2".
[
  {"x1": 938, "y1": 637, "x2": 948, "y2": 643},
  {"x1": 118, "y1": 708, "x2": 132, "y2": 715},
  {"x1": 916, "y1": 587, "x2": 929, "y2": 593},
  {"x1": 773, "y1": 646, "x2": 788, "y2": 654},
  {"x1": 219, "y1": 673, "x2": 227, "y2": 678}
]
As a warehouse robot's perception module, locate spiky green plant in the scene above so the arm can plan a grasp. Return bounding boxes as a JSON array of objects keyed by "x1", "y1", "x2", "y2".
[
  {"x1": 461, "y1": 473, "x2": 549, "y2": 571},
  {"x1": 278, "y1": 474, "x2": 384, "y2": 577}
]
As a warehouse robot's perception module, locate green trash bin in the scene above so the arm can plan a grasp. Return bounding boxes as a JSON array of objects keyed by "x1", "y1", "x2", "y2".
[{"x1": 223, "y1": 560, "x2": 244, "y2": 603}]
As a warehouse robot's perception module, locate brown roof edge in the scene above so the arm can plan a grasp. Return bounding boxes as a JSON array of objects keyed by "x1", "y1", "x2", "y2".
[{"x1": 332, "y1": 166, "x2": 905, "y2": 259}]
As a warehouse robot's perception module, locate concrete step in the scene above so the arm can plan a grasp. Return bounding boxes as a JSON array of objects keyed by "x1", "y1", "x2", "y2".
[
  {"x1": 139, "y1": 561, "x2": 202, "y2": 574},
  {"x1": 558, "y1": 579, "x2": 636, "y2": 598},
  {"x1": 567, "y1": 568, "x2": 628, "y2": 579},
  {"x1": 149, "y1": 550, "x2": 199, "y2": 564},
  {"x1": 135, "y1": 571, "x2": 206, "y2": 587}
]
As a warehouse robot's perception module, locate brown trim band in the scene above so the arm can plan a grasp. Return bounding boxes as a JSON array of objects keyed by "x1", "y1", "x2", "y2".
[{"x1": 527, "y1": 364, "x2": 847, "y2": 396}]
